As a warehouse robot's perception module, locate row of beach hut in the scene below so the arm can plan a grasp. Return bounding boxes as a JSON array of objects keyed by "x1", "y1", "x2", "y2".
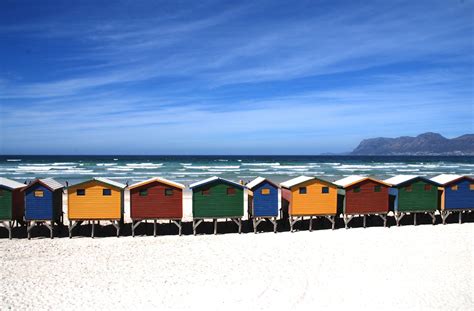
[{"x1": 0, "y1": 174, "x2": 472, "y2": 239}]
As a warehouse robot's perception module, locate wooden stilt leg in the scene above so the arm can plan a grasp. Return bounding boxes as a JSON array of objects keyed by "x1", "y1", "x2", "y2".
[
  {"x1": 363, "y1": 215, "x2": 367, "y2": 228},
  {"x1": 132, "y1": 221, "x2": 135, "y2": 237},
  {"x1": 213, "y1": 219, "x2": 217, "y2": 235},
  {"x1": 153, "y1": 220, "x2": 157, "y2": 237},
  {"x1": 50, "y1": 221, "x2": 54, "y2": 239},
  {"x1": 273, "y1": 217, "x2": 277, "y2": 233},
  {"x1": 459, "y1": 211, "x2": 462, "y2": 224},
  {"x1": 238, "y1": 218, "x2": 242, "y2": 234},
  {"x1": 178, "y1": 220, "x2": 182, "y2": 236},
  {"x1": 69, "y1": 221, "x2": 72, "y2": 238},
  {"x1": 193, "y1": 220, "x2": 196, "y2": 236},
  {"x1": 290, "y1": 216, "x2": 294, "y2": 232},
  {"x1": 430, "y1": 213, "x2": 436, "y2": 225},
  {"x1": 331, "y1": 216, "x2": 335, "y2": 230},
  {"x1": 309, "y1": 216, "x2": 313, "y2": 232},
  {"x1": 27, "y1": 221, "x2": 31, "y2": 240},
  {"x1": 8, "y1": 221, "x2": 12, "y2": 240},
  {"x1": 253, "y1": 218, "x2": 257, "y2": 234},
  {"x1": 414, "y1": 213, "x2": 417, "y2": 226}
]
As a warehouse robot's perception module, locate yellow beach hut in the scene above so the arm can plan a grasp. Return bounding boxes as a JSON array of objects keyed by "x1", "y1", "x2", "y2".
[
  {"x1": 280, "y1": 176, "x2": 339, "y2": 232},
  {"x1": 67, "y1": 177, "x2": 126, "y2": 238}
]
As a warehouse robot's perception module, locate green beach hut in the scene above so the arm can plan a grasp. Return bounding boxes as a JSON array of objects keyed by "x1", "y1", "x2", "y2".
[
  {"x1": 0, "y1": 177, "x2": 26, "y2": 239},
  {"x1": 384, "y1": 175, "x2": 440, "y2": 226},
  {"x1": 189, "y1": 176, "x2": 245, "y2": 235}
]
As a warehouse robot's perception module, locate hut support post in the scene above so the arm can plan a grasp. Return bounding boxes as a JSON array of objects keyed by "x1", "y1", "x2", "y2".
[
  {"x1": 111, "y1": 221, "x2": 120, "y2": 237},
  {"x1": 171, "y1": 220, "x2": 182, "y2": 236},
  {"x1": 43, "y1": 221, "x2": 53, "y2": 239},
  {"x1": 363, "y1": 215, "x2": 367, "y2": 228},
  {"x1": 309, "y1": 216, "x2": 313, "y2": 232},
  {"x1": 68, "y1": 221, "x2": 80, "y2": 238},
  {"x1": 231, "y1": 218, "x2": 242, "y2": 233},
  {"x1": 395, "y1": 213, "x2": 404, "y2": 226},
  {"x1": 2, "y1": 221, "x2": 13, "y2": 239},
  {"x1": 213, "y1": 219, "x2": 217, "y2": 235},
  {"x1": 441, "y1": 211, "x2": 448, "y2": 225},
  {"x1": 325, "y1": 215, "x2": 336, "y2": 230},
  {"x1": 273, "y1": 217, "x2": 277, "y2": 233},
  {"x1": 253, "y1": 218, "x2": 257, "y2": 234},
  {"x1": 459, "y1": 211, "x2": 462, "y2": 224},
  {"x1": 289, "y1": 216, "x2": 300, "y2": 232},
  {"x1": 153, "y1": 220, "x2": 157, "y2": 237},
  {"x1": 429, "y1": 213, "x2": 436, "y2": 225},
  {"x1": 193, "y1": 219, "x2": 203, "y2": 235},
  {"x1": 378, "y1": 214, "x2": 387, "y2": 227},
  {"x1": 26, "y1": 221, "x2": 33, "y2": 239},
  {"x1": 91, "y1": 221, "x2": 95, "y2": 238},
  {"x1": 414, "y1": 213, "x2": 417, "y2": 226},
  {"x1": 343, "y1": 215, "x2": 353, "y2": 229},
  {"x1": 132, "y1": 220, "x2": 142, "y2": 237}
]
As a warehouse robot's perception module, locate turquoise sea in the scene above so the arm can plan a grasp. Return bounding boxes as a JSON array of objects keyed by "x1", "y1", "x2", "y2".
[{"x1": 1, "y1": 155, "x2": 473, "y2": 186}]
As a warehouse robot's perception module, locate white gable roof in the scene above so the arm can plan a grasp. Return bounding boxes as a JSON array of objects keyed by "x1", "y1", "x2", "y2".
[
  {"x1": 128, "y1": 177, "x2": 185, "y2": 189},
  {"x1": 0, "y1": 177, "x2": 26, "y2": 190},
  {"x1": 189, "y1": 176, "x2": 243, "y2": 189},
  {"x1": 333, "y1": 175, "x2": 366, "y2": 187},
  {"x1": 93, "y1": 177, "x2": 126, "y2": 189},
  {"x1": 246, "y1": 177, "x2": 265, "y2": 189},
  {"x1": 430, "y1": 174, "x2": 463, "y2": 185},
  {"x1": 40, "y1": 178, "x2": 64, "y2": 190},
  {"x1": 280, "y1": 176, "x2": 314, "y2": 188},
  {"x1": 383, "y1": 175, "x2": 419, "y2": 186}
]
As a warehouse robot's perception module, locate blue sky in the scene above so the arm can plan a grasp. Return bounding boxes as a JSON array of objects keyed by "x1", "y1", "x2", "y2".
[{"x1": 0, "y1": 0, "x2": 473, "y2": 155}]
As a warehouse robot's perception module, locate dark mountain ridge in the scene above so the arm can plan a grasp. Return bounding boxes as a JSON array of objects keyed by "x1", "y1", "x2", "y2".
[{"x1": 351, "y1": 132, "x2": 474, "y2": 155}]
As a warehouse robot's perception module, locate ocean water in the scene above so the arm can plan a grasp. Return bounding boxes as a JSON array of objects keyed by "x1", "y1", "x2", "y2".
[{"x1": 1, "y1": 155, "x2": 473, "y2": 186}]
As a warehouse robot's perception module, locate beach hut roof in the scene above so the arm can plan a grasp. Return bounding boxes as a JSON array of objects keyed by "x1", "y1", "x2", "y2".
[
  {"x1": 246, "y1": 177, "x2": 278, "y2": 190},
  {"x1": 280, "y1": 176, "x2": 314, "y2": 188},
  {"x1": 334, "y1": 175, "x2": 390, "y2": 188},
  {"x1": 23, "y1": 178, "x2": 64, "y2": 191},
  {"x1": 0, "y1": 177, "x2": 26, "y2": 190},
  {"x1": 69, "y1": 177, "x2": 126, "y2": 189},
  {"x1": 280, "y1": 176, "x2": 338, "y2": 189},
  {"x1": 383, "y1": 175, "x2": 439, "y2": 187},
  {"x1": 128, "y1": 177, "x2": 185, "y2": 190},
  {"x1": 189, "y1": 176, "x2": 244, "y2": 189},
  {"x1": 430, "y1": 174, "x2": 473, "y2": 186}
]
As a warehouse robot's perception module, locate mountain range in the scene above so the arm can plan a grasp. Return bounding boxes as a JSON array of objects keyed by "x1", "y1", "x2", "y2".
[{"x1": 351, "y1": 132, "x2": 474, "y2": 155}]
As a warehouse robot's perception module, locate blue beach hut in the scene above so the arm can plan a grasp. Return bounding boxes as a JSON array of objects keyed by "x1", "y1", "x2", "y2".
[
  {"x1": 431, "y1": 174, "x2": 474, "y2": 224},
  {"x1": 23, "y1": 178, "x2": 64, "y2": 239},
  {"x1": 246, "y1": 177, "x2": 280, "y2": 233}
]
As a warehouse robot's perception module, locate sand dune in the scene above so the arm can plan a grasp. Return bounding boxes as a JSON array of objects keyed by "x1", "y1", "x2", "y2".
[{"x1": 1, "y1": 223, "x2": 472, "y2": 310}]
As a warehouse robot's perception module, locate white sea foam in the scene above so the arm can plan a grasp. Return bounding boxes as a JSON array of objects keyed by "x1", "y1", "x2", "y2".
[
  {"x1": 6, "y1": 159, "x2": 21, "y2": 162},
  {"x1": 107, "y1": 167, "x2": 134, "y2": 171},
  {"x1": 96, "y1": 163, "x2": 117, "y2": 167},
  {"x1": 125, "y1": 163, "x2": 163, "y2": 169},
  {"x1": 180, "y1": 163, "x2": 192, "y2": 166},
  {"x1": 242, "y1": 162, "x2": 280, "y2": 166}
]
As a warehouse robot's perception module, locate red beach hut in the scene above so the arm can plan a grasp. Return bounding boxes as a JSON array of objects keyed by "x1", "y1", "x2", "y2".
[
  {"x1": 334, "y1": 175, "x2": 390, "y2": 228},
  {"x1": 128, "y1": 177, "x2": 185, "y2": 236}
]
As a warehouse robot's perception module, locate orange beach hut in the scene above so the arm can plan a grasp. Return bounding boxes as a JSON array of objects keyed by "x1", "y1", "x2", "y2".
[
  {"x1": 280, "y1": 176, "x2": 339, "y2": 231},
  {"x1": 67, "y1": 177, "x2": 126, "y2": 237}
]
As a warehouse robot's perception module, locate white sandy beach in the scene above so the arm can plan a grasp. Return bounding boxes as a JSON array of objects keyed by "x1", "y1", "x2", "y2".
[{"x1": 1, "y1": 222, "x2": 472, "y2": 310}]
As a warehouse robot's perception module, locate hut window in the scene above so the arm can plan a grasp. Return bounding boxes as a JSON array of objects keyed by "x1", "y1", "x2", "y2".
[
  {"x1": 165, "y1": 188, "x2": 173, "y2": 196},
  {"x1": 299, "y1": 187, "x2": 307, "y2": 194},
  {"x1": 322, "y1": 187, "x2": 329, "y2": 194},
  {"x1": 405, "y1": 185, "x2": 412, "y2": 192},
  {"x1": 76, "y1": 189, "x2": 86, "y2": 196},
  {"x1": 424, "y1": 184, "x2": 432, "y2": 191},
  {"x1": 353, "y1": 186, "x2": 361, "y2": 193},
  {"x1": 202, "y1": 189, "x2": 210, "y2": 196},
  {"x1": 227, "y1": 187, "x2": 236, "y2": 195},
  {"x1": 451, "y1": 185, "x2": 458, "y2": 191},
  {"x1": 374, "y1": 185, "x2": 381, "y2": 192},
  {"x1": 261, "y1": 188, "x2": 270, "y2": 195},
  {"x1": 103, "y1": 189, "x2": 112, "y2": 196},
  {"x1": 34, "y1": 190, "x2": 44, "y2": 197},
  {"x1": 139, "y1": 189, "x2": 148, "y2": 196},
  {"x1": 470, "y1": 184, "x2": 474, "y2": 190}
]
